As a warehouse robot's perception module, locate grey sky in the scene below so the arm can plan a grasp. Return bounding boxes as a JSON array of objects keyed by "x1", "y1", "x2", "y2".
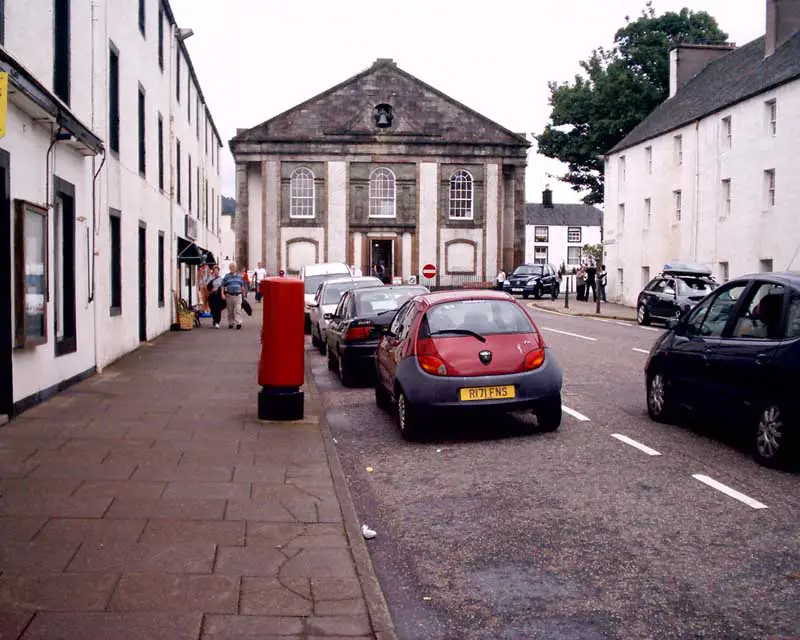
[{"x1": 170, "y1": 0, "x2": 765, "y2": 205}]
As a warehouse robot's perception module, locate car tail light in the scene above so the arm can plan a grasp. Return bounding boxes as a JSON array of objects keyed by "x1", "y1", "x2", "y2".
[
  {"x1": 523, "y1": 347, "x2": 545, "y2": 371},
  {"x1": 345, "y1": 325, "x2": 373, "y2": 341},
  {"x1": 416, "y1": 338, "x2": 449, "y2": 376}
]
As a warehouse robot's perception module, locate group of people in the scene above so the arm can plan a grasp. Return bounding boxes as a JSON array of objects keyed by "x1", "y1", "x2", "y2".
[
  {"x1": 575, "y1": 262, "x2": 607, "y2": 303},
  {"x1": 197, "y1": 259, "x2": 280, "y2": 330}
]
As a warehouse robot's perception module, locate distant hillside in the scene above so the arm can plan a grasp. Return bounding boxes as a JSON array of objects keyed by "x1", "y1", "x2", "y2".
[{"x1": 222, "y1": 196, "x2": 236, "y2": 215}]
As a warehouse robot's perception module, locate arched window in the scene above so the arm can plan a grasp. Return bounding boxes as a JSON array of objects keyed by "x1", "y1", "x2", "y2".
[
  {"x1": 449, "y1": 170, "x2": 473, "y2": 219},
  {"x1": 289, "y1": 168, "x2": 315, "y2": 218},
  {"x1": 369, "y1": 167, "x2": 396, "y2": 218}
]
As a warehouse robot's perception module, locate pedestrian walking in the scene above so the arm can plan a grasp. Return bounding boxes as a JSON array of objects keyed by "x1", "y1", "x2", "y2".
[
  {"x1": 242, "y1": 268, "x2": 250, "y2": 300},
  {"x1": 254, "y1": 262, "x2": 267, "y2": 302},
  {"x1": 576, "y1": 265, "x2": 587, "y2": 301},
  {"x1": 496, "y1": 269, "x2": 506, "y2": 290},
  {"x1": 206, "y1": 265, "x2": 225, "y2": 328},
  {"x1": 598, "y1": 265, "x2": 608, "y2": 302},
  {"x1": 222, "y1": 262, "x2": 247, "y2": 329}
]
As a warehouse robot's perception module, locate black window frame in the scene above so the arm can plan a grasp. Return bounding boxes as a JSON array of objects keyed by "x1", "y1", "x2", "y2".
[
  {"x1": 53, "y1": 176, "x2": 76, "y2": 357},
  {"x1": 109, "y1": 209, "x2": 122, "y2": 316},
  {"x1": 157, "y1": 231, "x2": 165, "y2": 307},
  {"x1": 157, "y1": 112, "x2": 164, "y2": 191},
  {"x1": 0, "y1": 0, "x2": 5, "y2": 46},
  {"x1": 157, "y1": 2, "x2": 164, "y2": 70},
  {"x1": 108, "y1": 43, "x2": 120, "y2": 154},
  {"x1": 53, "y1": 0, "x2": 71, "y2": 106},
  {"x1": 188, "y1": 154, "x2": 192, "y2": 213},
  {"x1": 176, "y1": 139, "x2": 181, "y2": 204},
  {"x1": 175, "y1": 48, "x2": 181, "y2": 102},
  {"x1": 567, "y1": 227, "x2": 582, "y2": 244},
  {"x1": 137, "y1": 83, "x2": 146, "y2": 177},
  {"x1": 138, "y1": 0, "x2": 145, "y2": 36},
  {"x1": 534, "y1": 226, "x2": 548, "y2": 242}
]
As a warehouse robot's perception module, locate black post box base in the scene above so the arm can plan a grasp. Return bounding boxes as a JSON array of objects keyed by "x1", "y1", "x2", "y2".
[{"x1": 258, "y1": 386, "x2": 304, "y2": 421}]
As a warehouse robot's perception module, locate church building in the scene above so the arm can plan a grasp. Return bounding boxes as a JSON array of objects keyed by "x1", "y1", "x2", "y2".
[{"x1": 229, "y1": 59, "x2": 530, "y2": 285}]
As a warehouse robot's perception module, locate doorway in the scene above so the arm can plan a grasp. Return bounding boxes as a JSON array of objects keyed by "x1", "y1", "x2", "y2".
[
  {"x1": 0, "y1": 149, "x2": 11, "y2": 418},
  {"x1": 370, "y1": 239, "x2": 393, "y2": 283},
  {"x1": 138, "y1": 223, "x2": 147, "y2": 342}
]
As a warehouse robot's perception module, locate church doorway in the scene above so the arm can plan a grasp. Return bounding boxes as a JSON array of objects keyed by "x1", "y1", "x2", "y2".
[{"x1": 370, "y1": 239, "x2": 393, "y2": 283}]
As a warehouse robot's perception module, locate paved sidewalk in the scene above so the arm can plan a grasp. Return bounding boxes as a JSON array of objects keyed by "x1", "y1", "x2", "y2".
[
  {"x1": 0, "y1": 309, "x2": 395, "y2": 639},
  {"x1": 527, "y1": 297, "x2": 637, "y2": 321}
]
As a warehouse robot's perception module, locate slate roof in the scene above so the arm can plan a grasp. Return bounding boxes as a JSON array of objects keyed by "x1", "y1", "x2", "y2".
[
  {"x1": 525, "y1": 203, "x2": 603, "y2": 227},
  {"x1": 609, "y1": 32, "x2": 800, "y2": 155},
  {"x1": 230, "y1": 59, "x2": 529, "y2": 150}
]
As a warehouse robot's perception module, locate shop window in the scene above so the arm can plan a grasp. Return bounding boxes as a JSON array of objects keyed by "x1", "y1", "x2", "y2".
[{"x1": 13, "y1": 200, "x2": 48, "y2": 348}]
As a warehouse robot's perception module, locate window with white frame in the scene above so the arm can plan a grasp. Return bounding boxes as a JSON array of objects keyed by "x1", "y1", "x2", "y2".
[
  {"x1": 567, "y1": 227, "x2": 581, "y2": 243},
  {"x1": 617, "y1": 203, "x2": 625, "y2": 230},
  {"x1": 369, "y1": 167, "x2": 396, "y2": 218},
  {"x1": 674, "y1": 135, "x2": 683, "y2": 166},
  {"x1": 673, "y1": 190, "x2": 682, "y2": 221},
  {"x1": 448, "y1": 170, "x2": 473, "y2": 219},
  {"x1": 721, "y1": 179, "x2": 731, "y2": 216},
  {"x1": 618, "y1": 156, "x2": 626, "y2": 185},
  {"x1": 567, "y1": 246, "x2": 581, "y2": 266},
  {"x1": 289, "y1": 168, "x2": 315, "y2": 218},
  {"x1": 534, "y1": 226, "x2": 548, "y2": 242},
  {"x1": 766, "y1": 99, "x2": 777, "y2": 136},
  {"x1": 722, "y1": 116, "x2": 732, "y2": 147},
  {"x1": 644, "y1": 198, "x2": 651, "y2": 229},
  {"x1": 764, "y1": 169, "x2": 776, "y2": 208},
  {"x1": 645, "y1": 146, "x2": 652, "y2": 174},
  {"x1": 534, "y1": 246, "x2": 548, "y2": 264},
  {"x1": 719, "y1": 261, "x2": 729, "y2": 282}
]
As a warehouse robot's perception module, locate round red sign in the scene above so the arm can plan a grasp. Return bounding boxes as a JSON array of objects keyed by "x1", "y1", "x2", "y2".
[{"x1": 422, "y1": 264, "x2": 437, "y2": 279}]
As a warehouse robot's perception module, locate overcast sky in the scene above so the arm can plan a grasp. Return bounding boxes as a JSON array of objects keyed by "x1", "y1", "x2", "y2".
[{"x1": 170, "y1": 0, "x2": 765, "y2": 206}]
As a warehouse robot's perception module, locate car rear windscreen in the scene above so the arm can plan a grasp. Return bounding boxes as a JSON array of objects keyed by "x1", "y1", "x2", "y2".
[
  {"x1": 677, "y1": 278, "x2": 716, "y2": 295},
  {"x1": 356, "y1": 288, "x2": 427, "y2": 315},
  {"x1": 305, "y1": 273, "x2": 345, "y2": 294},
  {"x1": 322, "y1": 279, "x2": 382, "y2": 304},
  {"x1": 425, "y1": 299, "x2": 534, "y2": 335}
]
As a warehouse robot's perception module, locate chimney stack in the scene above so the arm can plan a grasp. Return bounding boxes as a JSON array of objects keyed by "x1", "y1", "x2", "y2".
[
  {"x1": 542, "y1": 188, "x2": 553, "y2": 208},
  {"x1": 766, "y1": 0, "x2": 800, "y2": 57},
  {"x1": 668, "y1": 44, "x2": 736, "y2": 98}
]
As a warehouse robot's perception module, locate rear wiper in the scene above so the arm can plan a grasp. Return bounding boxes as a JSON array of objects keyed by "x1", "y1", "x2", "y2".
[{"x1": 428, "y1": 329, "x2": 487, "y2": 343}]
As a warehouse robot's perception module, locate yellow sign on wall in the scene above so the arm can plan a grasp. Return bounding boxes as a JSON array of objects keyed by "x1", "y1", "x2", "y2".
[{"x1": 0, "y1": 72, "x2": 7, "y2": 139}]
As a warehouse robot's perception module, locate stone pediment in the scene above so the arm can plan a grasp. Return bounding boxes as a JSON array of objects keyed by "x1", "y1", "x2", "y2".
[{"x1": 232, "y1": 59, "x2": 529, "y2": 149}]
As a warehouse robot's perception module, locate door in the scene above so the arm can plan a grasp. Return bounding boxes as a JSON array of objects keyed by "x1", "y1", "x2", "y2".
[
  {"x1": 370, "y1": 239, "x2": 392, "y2": 283},
  {"x1": 0, "y1": 150, "x2": 11, "y2": 418},
  {"x1": 650, "y1": 278, "x2": 678, "y2": 319},
  {"x1": 668, "y1": 282, "x2": 747, "y2": 410},
  {"x1": 138, "y1": 224, "x2": 147, "y2": 342},
  {"x1": 707, "y1": 282, "x2": 785, "y2": 420},
  {"x1": 327, "y1": 292, "x2": 352, "y2": 354}
]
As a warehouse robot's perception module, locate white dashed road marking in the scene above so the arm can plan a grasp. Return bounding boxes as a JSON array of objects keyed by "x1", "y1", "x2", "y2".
[
  {"x1": 542, "y1": 327, "x2": 597, "y2": 342},
  {"x1": 562, "y1": 405, "x2": 591, "y2": 422},
  {"x1": 692, "y1": 474, "x2": 768, "y2": 510},
  {"x1": 590, "y1": 317, "x2": 613, "y2": 324},
  {"x1": 639, "y1": 326, "x2": 660, "y2": 333},
  {"x1": 614, "y1": 321, "x2": 632, "y2": 327},
  {"x1": 632, "y1": 348, "x2": 650, "y2": 354},
  {"x1": 611, "y1": 433, "x2": 661, "y2": 456}
]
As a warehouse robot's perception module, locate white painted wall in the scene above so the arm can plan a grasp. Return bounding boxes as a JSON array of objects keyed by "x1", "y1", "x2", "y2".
[
  {"x1": 524, "y1": 224, "x2": 602, "y2": 269},
  {"x1": 604, "y1": 76, "x2": 800, "y2": 306},
  {"x1": 8, "y1": 0, "x2": 226, "y2": 408},
  {"x1": 418, "y1": 162, "x2": 438, "y2": 270},
  {"x1": 327, "y1": 161, "x2": 347, "y2": 263}
]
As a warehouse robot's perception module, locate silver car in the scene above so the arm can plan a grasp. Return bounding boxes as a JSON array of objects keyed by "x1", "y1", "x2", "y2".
[{"x1": 309, "y1": 276, "x2": 382, "y2": 351}]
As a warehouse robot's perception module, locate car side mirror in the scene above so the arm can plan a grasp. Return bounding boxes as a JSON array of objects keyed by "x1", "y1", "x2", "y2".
[{"x1": 323, "y1": 313, "x2": 334, "y2": 320}]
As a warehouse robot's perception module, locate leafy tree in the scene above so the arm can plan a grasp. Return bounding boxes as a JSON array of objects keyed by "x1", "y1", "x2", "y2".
[
  {"x1": 222, "y1": 196, "x2": 236, "y2": 215},
  {"x1": 536, "y1": 2, "x2": 728, "y2": 204}
]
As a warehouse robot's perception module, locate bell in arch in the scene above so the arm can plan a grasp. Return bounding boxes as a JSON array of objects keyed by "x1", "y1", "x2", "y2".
[{"x1": 374, "y1": 104, "x2": 394, "y2": 129}]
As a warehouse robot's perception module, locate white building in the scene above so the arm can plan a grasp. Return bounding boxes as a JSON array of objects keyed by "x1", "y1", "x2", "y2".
[
  {"x1": 525, "y1": 189, "x2": 602, "y2": 269},
  {"x1": 2, "y1": 0, "x2": 225, "y2": 418},
  {"x1": 603, "y1": 0, "x2": 800, "y2": 306}
]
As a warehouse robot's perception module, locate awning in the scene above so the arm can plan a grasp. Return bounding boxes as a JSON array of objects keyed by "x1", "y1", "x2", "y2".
[
  {"x1": 177, "y1": 237, "x2": 203, "y2": 265},
  {"x1": 204, "y1": 251, "x2": 217, "y2": 266}
]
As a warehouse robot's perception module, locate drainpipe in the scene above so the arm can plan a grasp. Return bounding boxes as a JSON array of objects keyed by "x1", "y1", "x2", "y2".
[{"x1": 168, "y1": 22, "x2": 176, "y2": 325}]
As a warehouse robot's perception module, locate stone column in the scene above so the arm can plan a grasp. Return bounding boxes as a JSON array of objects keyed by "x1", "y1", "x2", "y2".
[
  {"x1": 418, "y1": 162, "x2": 438, "y2": 274},
  {"x1": 501, "y1": 165, "x2": 515, "y2": 272},
  {"x1": 327, "y1": 162, "x2": 347, "y2": 263},
  {"x1": 484, "y1": 163, "x2": 500, "y2": 279},
  {"x1": 265, "y1": 161, "x2": 280, "y2": 274},
  {"x1": 513, "y1": 165, "x2": 526, "y2": 270},
  {"x1": 235, "y1": 161, "x2": 249, "y2": 269}
]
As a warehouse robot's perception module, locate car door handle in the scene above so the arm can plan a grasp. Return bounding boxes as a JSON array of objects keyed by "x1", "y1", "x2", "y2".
[{"x1": 755, "y1": 353, "x2": 767, "y2": 365}]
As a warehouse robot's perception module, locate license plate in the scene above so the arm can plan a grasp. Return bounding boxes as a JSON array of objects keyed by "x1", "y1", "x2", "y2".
[
  {"x1": 459, "y1": 385, "x2": 516, "y2": 402},
  {"x1": 511, "y1": 288, "x2": 523, "y2": 293}
]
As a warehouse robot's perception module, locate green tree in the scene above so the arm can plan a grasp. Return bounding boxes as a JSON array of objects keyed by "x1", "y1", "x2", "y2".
[
  {"x1": 536, "y1": 2, "x2": 728, "y2": 204},
  {"x1": 582, "y1": 244, "x2": 603, "y2": 265}
]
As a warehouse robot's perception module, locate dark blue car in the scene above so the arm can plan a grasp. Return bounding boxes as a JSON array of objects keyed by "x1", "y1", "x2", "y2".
[{"x1": 645, "y1": 272, "x2": 800, "y2": 467}]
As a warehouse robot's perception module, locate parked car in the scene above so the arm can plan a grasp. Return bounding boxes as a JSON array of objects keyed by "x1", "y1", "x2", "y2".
[
  {"x1": 300, "y1": 262, "x2": 351, "y2": 332},
  {"x1": 645, "y1": 272, "x2": 800, "y2": 467},
  {"x1": 374, "y1": 289, "x2": 563, "y2": 440},
  {"x1": 637, "y1": 262, "x2": 718, "y2": 326},
  {"x1": 502, "y1": 263, "x2": 560, "y2": 299},
  {"x1": 325, "y1": 285, "x2": 429, "y2": 386},
  {"x1": 309, "y1": 276, "x2": 383, "y2": 351}
]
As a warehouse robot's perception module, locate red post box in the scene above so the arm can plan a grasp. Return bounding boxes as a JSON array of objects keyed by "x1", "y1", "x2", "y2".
[{"x1": 257, "y1": 277, "x2": 305, "y2": 420}]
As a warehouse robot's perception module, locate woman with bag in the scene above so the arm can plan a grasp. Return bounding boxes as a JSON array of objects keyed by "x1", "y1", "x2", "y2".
[{"x1": 207, "y1": 265, "x2": 225, "y2": 329}]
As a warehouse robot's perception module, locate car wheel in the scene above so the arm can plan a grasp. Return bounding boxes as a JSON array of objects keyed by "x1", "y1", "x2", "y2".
[
  {"x1": 753, "y1": 403, "x2": 792, "y2": 467},
  {"x1": 311, "y1": 325, "x2": 321, "y2": 349},
  {"x1": 637, "y1": 304, "x2": 651, "y2": 326},
  {"x1": 375, "y1": 383, "x2": 392, "y2": 411},
  {"x1": 551, "y1": 284, "x2": 559, "y2": 300},
  {"x1": 647, "y1": 372, "x2": 672, "y2": 422},
  {"x1": 338, "y1": 351, "x2": 357, "y2": 387},
  {"x1": 327, "y1": 346, "x2": 336, "y2": 372},
  {"x1": 397, "y1": 390, "x2": 420, "y2": 441},
  {"x1": 534, "y1": 286, "x2": 543, "y2": 300},
  {"x1": 537, "y1": 398, "x2": 562, "y2": 432}
]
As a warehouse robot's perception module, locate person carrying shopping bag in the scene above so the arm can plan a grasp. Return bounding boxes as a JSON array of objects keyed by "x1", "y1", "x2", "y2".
[{"x1": 222, "y1": 262, "x2": 247, "y2": 329}]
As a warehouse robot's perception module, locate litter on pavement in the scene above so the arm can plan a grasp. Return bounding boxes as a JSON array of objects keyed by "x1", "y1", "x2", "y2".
[{"x1": 361, "y1": 524, "x2": 377, "y2": 539}]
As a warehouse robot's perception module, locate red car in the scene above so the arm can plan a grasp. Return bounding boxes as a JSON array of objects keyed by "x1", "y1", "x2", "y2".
[{"x1": 374, "y1": 289, "x2": 563, "y2": 440}]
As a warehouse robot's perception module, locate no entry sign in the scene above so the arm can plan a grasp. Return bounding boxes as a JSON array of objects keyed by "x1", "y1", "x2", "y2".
[{"x1": 422, "y1": 264, "x2": 437, "y2": 279}]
